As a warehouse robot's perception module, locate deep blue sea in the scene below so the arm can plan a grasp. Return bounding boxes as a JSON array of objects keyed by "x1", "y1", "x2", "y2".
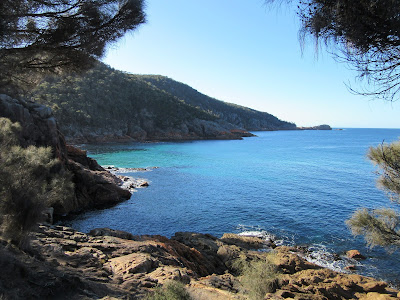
[{"x1": 66, "y1": 129, "x2": 400, "y2": 286}]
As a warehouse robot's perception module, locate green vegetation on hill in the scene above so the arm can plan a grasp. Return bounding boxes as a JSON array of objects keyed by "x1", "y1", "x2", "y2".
[
  {"x1": 30, "y1": 63, "x2": 295, "y2": 142},
  {"x1": 137, "y1": 75, "x2": 295, "y2": 131},
  {"x1": 31, "y1": 63, "x2": 216, "y2": 140}
]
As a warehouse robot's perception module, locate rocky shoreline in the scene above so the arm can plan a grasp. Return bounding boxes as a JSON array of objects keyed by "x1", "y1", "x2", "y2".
[
  {"x1": 64, "y1": 125, "x2": 332, "y2": 144},
  {"x1": 104, "y1": 166, "x2": 156, "y2": 192},
  {"x1": 64, "y1": 129, "x2": 256, "y2": 144},
  {"x1": 2, "y1": 94, "x2": 396, "y2": 299},
  {"x1": 1, "y1": 225, "x2": 398, "y2": 299}
]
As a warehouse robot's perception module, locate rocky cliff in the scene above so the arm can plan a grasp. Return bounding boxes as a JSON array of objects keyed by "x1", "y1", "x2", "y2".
[
  {"x1": 0, "y1": 94, "x2": 131, "y2": 216},
  {"x1": 0, "y1": 225, "x2": 397, "y2": 299}
]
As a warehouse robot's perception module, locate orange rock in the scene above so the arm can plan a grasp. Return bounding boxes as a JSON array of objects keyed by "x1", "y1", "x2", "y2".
[
  {"x1": 345, "y1": 265, "x2": 357, "y2": 271},
  {"x1": 347, "y1": 250, "x2": 366, "y2": 260},
  {"x1": 359, "y1": 292, "x2": 398, "y2": 299},
  {"x1": 362, "y1": 281, "x2": 387, "y2": 293}
]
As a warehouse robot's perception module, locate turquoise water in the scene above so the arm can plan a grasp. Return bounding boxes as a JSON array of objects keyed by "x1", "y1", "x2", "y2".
[{"x1": 67, "y1": 129, "x2": 400, "y2": 285}]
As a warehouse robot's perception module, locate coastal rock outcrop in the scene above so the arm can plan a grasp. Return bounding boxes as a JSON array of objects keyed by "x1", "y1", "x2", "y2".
[
  {"x1": 347, "y1": 249, "x2": 366, "y2": 260},
  {"x1": 1, "y1": 226, "x2": 396, "y2": 299},
  {"x1": 0, "y1": 94, "x2": 131, "y2": 216},
  {"x1": 298, "y1": 124, "x2": 332, "y2": 130},
  {"x1": 0, "y1": 94, "x2": 66, "y2": 160}
]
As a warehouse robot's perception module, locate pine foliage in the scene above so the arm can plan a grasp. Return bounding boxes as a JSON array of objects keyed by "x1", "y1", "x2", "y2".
[
  {"x1": 347, "y1": 208, "x2": 400, "y2": 250},
  {"x1": 368, "y1": 141, "x2": 400, "y2": 202},
  {"x1": 267, "y1": 0, "x2": 400, "y2": 101},
  {"x1": 347, "y1": 140, "x2": 400, "y2": 250},
  {"x1": 0, "y1": 0, "x2": 145, "y2": 92}
]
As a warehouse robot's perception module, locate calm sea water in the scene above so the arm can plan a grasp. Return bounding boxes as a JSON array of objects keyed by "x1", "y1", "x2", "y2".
[{"x1": 66, "y1": 129, "x2": 400, "y2": 285}]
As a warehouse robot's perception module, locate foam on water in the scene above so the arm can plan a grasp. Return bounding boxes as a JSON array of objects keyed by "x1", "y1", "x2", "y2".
[
  {"x1": 236, "y1": 225, "x2": 289, "y2": 247},
  {"x1": 236, "y1": 226, "x2": 363, "y2": 274},
  {"x1": 302, "y1": 244, "x2": 360, "y2": 273}
]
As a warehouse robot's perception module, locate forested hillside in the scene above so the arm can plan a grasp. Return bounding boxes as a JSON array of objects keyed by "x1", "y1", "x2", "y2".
[
  {"x1": 30, "y1": 63, "x2": 296, "y2": 142},
  {"x1": 137, "y1": 75, "x2": 295, "y2": 131}
]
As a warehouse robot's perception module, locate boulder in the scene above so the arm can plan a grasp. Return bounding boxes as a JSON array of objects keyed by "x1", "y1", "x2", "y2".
[
  {"x1": 105, "y1": 253, "x2": 156, "y2": 276},
  {"x1": 347, "y1": 250, "x2": 366, "y2": 260},
  {"x1": 345, "y1": 265, "x2": 357, "y2": 271},
  {"x1": 273, "y1": 246, "x2": 321, "y2": 274}
]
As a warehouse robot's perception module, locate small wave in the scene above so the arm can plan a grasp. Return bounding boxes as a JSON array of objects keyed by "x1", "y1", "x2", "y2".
[
  {"x1": 103, "y1": 166, "x2": 159, "y2": 173},
  {"x1": 301, "y1": 244, "x2": 362, "y2": 273},
  {"x1": 235, "y1": 225, "x2": 363, "y2": 274},
  {"x1": 236, "y1": 225, "x2": 292, "y2": 247}
]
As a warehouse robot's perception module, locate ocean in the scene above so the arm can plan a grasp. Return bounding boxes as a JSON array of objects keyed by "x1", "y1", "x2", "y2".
[{"x1": 65, "y1": 128, "x2": 400, "y2": 286}]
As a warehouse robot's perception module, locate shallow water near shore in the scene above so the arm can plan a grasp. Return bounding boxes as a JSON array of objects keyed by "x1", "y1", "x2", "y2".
[{"x1": 66, "y1": 128, "x2": 400, "y2": 286}]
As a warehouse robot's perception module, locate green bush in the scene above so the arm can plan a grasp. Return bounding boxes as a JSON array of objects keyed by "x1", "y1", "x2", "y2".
[
  {"x1": 233, "y1": 255, "x2": 280, "y2": 300},
  {"x1": 145, "y1": 281, "x2": 192, "y2": 300},
  {"x1": 0, "y1": 118, "x2": 74, "y2": 245}
]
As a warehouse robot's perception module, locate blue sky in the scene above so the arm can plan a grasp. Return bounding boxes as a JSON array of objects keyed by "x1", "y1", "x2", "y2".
[{"x1": 104, "y1": 0, "x2": 400, "y2": 128}]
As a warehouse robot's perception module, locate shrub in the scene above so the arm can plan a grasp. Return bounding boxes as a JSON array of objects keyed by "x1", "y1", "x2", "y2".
[
  {"x1": 233, "y1": 254, "x2": 280, "y2": 300},
  {"x1": 145, "y1": 281, "x2": 192, "y2": 300},
  {"x1": 0, "y1": 118, "x2": 74, "y2": 245}
]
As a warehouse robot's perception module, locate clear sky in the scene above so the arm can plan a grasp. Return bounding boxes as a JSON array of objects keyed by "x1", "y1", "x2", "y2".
[{"x1": 103, "y1": 0, "x2": 400, "y2": 128}]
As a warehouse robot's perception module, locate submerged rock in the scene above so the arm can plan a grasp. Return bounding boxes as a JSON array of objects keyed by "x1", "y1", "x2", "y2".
[{"x1": 347, "y1": 250, "x2": 366, "y2": 260}]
